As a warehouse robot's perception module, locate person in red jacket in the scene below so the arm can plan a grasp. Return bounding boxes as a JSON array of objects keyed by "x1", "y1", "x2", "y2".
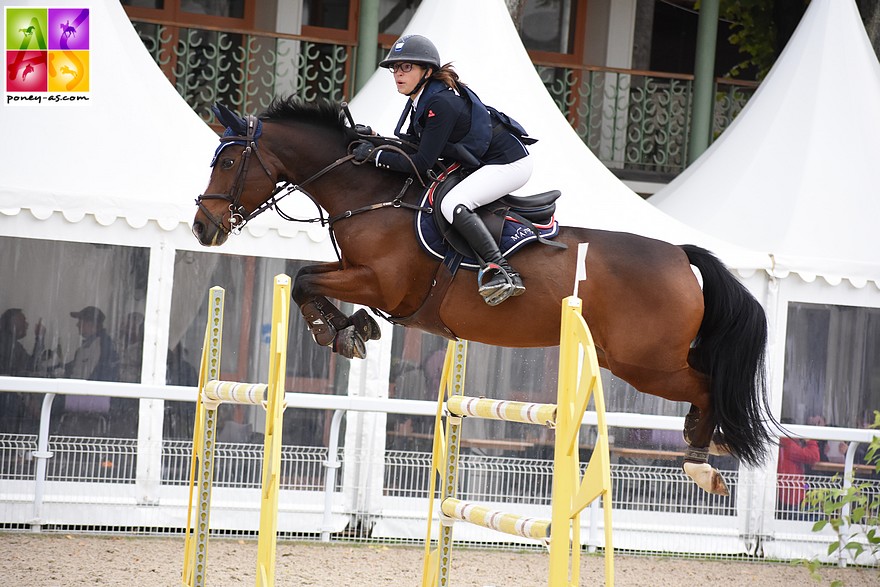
[{"x1": 777, "y1": 427, "x2": 820, "y2": 512}]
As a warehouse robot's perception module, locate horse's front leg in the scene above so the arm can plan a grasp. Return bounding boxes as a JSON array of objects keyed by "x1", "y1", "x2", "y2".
[{"x1": 293, "y1": 263, "x2": 383, "y2": 359}]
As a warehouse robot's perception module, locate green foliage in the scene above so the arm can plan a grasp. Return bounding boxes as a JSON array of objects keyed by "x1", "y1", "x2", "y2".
[
  {"x1": 713, "y1": 0, "x2": 810, "y2": 80},
  {"x1": 801, "y1": 411, "x2": 880, "y2": 584}
]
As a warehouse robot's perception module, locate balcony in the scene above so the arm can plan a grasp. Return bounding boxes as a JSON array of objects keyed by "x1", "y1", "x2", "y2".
[{"x1": 131, "y1": 19, "x2": 757, "y2": 182}]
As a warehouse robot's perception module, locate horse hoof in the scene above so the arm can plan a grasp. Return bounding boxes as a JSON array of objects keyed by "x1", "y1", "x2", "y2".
[
  {"x1": 683, "y1": 462, "x2": 729, "y2": 496},
  {"x1": 351, "y1": 308, "x2": 381, "y2": 341},
  {"x1": 332, "y1": 327, "x2": 367, "y2": 360}
]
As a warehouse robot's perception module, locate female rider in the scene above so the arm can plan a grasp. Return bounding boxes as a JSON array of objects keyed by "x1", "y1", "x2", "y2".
[{"x1": 353, "y1": 34, "x2": 535, "y2": 306}]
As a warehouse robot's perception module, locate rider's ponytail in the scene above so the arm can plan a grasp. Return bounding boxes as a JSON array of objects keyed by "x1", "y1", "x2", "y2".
[{"x1": 431, "y1": 63, "x2": 467, "y2": 93}]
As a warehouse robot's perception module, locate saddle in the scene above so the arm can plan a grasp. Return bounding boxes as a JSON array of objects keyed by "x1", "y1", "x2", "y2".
[
  {"x1": 419, "y1": 163, "x2": 566, "y2": 269},
  {"x1": 354, "y1": 134, "x2": 563, "y2": 260}
]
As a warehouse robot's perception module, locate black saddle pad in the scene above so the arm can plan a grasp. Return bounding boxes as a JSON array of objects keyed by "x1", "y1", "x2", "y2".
[{"x1": 413, "y1": 168, "x2": 560, "y2": 270}]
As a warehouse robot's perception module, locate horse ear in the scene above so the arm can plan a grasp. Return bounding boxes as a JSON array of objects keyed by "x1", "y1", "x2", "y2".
[{"x1": 212, "y1": 103, "x2": 247, "y2": 135}]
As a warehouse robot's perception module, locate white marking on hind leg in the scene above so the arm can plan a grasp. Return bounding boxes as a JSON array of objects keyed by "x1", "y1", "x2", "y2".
[{"x1": 683, "y1": 462, "x2": 729, "y2": 496}]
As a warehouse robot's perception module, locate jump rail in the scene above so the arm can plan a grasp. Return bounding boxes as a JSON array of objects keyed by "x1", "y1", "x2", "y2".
[
  {"x1": 182, "y1": 274, "x2": 291, "y2": 587},
  {"x1": 422, "y1": 295, "x2": 615, "y2": 587}
]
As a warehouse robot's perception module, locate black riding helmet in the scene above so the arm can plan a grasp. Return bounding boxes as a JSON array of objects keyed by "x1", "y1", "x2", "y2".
[{"x1": 379, "y1": 34, "x2": 441, "y2": 70}]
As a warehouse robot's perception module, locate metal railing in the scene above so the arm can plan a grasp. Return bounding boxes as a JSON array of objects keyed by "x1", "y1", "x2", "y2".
[
  {"x1": 131, "y1": 19, "x2": 355, "y2": 122},
  {"x1": 1, "y1": 381, "x2": 876, "y2": 563},
  {"x1": 535, "y1": 64, "x2": 757, "y2": 175},
  {"x1": 130, "y1": 19, "x2": 757, "y2": 178}
]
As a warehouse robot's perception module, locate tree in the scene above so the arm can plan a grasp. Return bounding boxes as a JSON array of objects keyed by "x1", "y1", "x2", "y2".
[
  {"x1": 718, "y1": 0, "x2": 880, "y2": 80},
  {"x1": 802, "y1": 411, "x2": 880, "y2": 585}
]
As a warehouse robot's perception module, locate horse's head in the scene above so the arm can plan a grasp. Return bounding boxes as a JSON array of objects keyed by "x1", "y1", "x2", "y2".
[
  {"x1": 194, "y1": 99, "x2": 370, "y2": 246},
  {"x1": 192, "y1": 103, "x2": 281, "y2": 246}
]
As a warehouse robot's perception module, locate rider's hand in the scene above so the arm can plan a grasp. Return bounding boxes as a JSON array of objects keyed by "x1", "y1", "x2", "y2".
[
  {"x1": 352, "y1": 141, "x2": 373, "y2": 162},
  {"x1": 355, "y1": 124, "x2": 374, "y2": 136}
]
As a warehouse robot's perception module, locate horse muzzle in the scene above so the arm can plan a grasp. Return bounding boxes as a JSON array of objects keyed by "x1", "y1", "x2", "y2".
[
  {"x1": 193, "y1": 194, "x2": 238, "y2": 246},
  {"x1": 192, "y1": 216, "x2": 228, "y2": 247}
]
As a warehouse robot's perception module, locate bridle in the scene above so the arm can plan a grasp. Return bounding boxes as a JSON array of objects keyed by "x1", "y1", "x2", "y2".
[
  {"x1": 194, "y1": 115, "x2": 277, "y2": 236},
  {"x1": 195, "y1": 113, "x2": 433, "y2": 255}
]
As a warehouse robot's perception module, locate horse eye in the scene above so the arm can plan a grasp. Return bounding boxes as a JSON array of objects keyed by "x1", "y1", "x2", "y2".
[{"x1": 221, "y1": 158, "x2": 235, "y2": 170}]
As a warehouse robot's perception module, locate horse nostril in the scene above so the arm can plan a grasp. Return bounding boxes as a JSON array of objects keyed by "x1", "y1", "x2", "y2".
[{"x1": 192, "y1": 221, "x2": 204, "y2": 237}]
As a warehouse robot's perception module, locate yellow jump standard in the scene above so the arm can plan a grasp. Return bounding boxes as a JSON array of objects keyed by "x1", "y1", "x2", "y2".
[
  {"x1": 422, "y1": 295, "x2": 614, "y2": 587},
  {"x1": 182, "y1": 274, "x2": 291, "y2": 587}
]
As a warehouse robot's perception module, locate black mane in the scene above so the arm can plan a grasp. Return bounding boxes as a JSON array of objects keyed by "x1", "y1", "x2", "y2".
[{"x1": 260, "y1": 97, "x2": 348, "y2": 132}]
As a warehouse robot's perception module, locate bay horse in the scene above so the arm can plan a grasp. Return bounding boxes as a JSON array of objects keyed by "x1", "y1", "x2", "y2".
[{"x1": 192, "y1": 98, "x2": 775, "y2": 496}]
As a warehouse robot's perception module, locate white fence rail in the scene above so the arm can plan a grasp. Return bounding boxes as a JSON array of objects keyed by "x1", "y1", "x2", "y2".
[{"x1": 0, "y1": 379, "x2": 877, "y2": 567}]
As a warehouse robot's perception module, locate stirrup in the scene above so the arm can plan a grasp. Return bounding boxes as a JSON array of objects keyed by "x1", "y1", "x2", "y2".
[{"x1": 477, "y1": 263, "x2": 517, "y2": 306}]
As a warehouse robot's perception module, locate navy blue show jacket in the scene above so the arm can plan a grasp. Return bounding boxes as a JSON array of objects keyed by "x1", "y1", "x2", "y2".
[{"x1": 376, "y1": 80, "x2": 531, "y2": 177}]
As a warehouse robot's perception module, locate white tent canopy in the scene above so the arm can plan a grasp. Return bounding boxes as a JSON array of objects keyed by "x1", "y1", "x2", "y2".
[
  {"x1": 648, "y1": 1, "x2": 880, "y2": 559},
  {"x1": 0, "y1": 1, "x2": 217, "y2": 230},
  {"x1": 349, "y1": 0, "x2": 770, "y2": 273},
  {"x1": 650, "y1": 0, "x2": 880, "y2": 288},
  {"x1": 0, "y1": 0, "x2": 770, "y2": 273}
]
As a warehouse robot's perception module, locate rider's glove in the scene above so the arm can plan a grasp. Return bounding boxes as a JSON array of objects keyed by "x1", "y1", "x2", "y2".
[
  {"x1": 352, "y1": 141, "x2": 373, "y2": 162},
  {"x1": 355, "y1": 124, "x2": 374, "y2": 136}
]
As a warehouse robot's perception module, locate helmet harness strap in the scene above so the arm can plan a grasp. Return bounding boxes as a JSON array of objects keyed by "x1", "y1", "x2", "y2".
[{"x1": 406, "y1": 69, "x2": 432, "y2": 97}]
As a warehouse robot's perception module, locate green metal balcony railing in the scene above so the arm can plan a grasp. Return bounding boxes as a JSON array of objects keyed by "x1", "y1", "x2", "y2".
[
  {"x1": 131, "y1": 19, "x2": 355, "y2": 121},
  {"x1": 131, "y1": 19, "x2": 757, "y2": 178},
  {"x1": 535, "y1": 64, "x2": 757, "y2": 175}
]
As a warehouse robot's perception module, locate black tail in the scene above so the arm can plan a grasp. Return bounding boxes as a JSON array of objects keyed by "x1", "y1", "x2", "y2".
[{"x1": 682, "y1": 244, "x2": 775, "y2": 467}]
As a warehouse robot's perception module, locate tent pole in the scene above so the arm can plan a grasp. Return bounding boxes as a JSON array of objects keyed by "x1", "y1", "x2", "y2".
[
  {"x1": 355, "y1": 0, "x2": 380, "y2": 93},
  {"x1": 688, "y1": 0, "x2": 720, "y2": 165}
]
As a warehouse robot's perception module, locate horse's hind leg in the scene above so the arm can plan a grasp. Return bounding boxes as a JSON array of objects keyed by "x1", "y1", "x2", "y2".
[
  {"x1": 606, "y1": 359, "x2": 729, "y2": 495},
  {"x1": 683, "y1": 405, "x2": 729, "y2": 456}
]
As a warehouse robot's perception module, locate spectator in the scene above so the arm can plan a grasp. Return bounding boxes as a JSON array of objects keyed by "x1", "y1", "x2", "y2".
[
  {"x1": 777, "y1": 419, "x2": 821, "y2": 512},
  {"x1": 65, "y1": 306, "x2": 117, "y2": 382},
  {"x1": 823, "y1": 437, "x2": 848, "y2": 464},
  {"x1": 0, "y1": 307, "x2": 45, "y2": 376},
  {"x1": 0, "y1": 308, "x2": 45, "y2": 433},
  {"x1": 61, "y1": 306, "x2": 118, "y2": 433}
]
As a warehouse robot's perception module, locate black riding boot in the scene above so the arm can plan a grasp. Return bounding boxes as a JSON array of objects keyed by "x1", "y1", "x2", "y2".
[{"x1": 451, "y1": 204, "x2": 525, "y2": 306}]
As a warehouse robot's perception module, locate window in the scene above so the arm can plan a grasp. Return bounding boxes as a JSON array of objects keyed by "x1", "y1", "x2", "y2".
[
  {"x1": 164, "y1": 251, "x2": 348, "y2": 447},
  {"x1": 648, "y1": 0, "x2": 757, "y2": 79},
  {"x1": 0, "y1": 236, "x2": 148, "y2": 437},
  {"x1": 303, "y1": 0, "x2": 350, "y2": 29},
  {"x1": 121, "y1": 0, "x2": 255, "y2": 28},
  {"x1": 519, "y1": 0, "x2": 579, "y2": 55},
  {"x1": 379, "y1": 0, "x2": 419, "y2": 38},
  {"x1": 782, "y1": 302, "x2": 880, "y2": 429},
  {"x1": 300, "y1": 0, "x2": 357, "y2": 42}
]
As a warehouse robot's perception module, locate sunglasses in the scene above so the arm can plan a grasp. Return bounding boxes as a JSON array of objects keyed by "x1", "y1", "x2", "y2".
[{"x1": 388, "y1": 62, "x2": 415, "y2": 73}]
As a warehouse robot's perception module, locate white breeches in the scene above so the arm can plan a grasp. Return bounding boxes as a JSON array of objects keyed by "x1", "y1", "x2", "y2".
[{"x1": 439, "y1": 155, "x2": 534, "y2": 222}]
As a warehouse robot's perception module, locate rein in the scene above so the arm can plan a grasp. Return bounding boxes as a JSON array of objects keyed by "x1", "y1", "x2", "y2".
[{"x1": 198, "y1": 114, "x2": 434, "y2": 263}]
